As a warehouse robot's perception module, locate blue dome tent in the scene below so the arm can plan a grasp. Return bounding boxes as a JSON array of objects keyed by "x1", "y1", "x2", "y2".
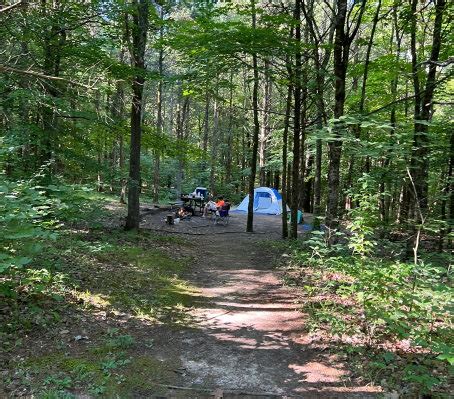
[{"x1": 234, "y1": 187, "x2": 289, "y2": 215}]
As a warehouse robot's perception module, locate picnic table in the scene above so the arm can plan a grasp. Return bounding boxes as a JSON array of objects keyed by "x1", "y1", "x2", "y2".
[
  {"x1": 181, "y1": 194, "x2": 206, "y2": 213},
  {"x1": 169, "y1": 200, "x2": 183, "y2": 210}
]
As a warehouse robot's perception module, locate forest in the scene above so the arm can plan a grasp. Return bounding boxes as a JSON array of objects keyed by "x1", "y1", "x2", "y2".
[{"x1": 0, "y1": 0, "x2": 453, "y2": 398}]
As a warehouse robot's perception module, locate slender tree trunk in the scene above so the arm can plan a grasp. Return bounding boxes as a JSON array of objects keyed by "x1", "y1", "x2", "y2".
[
  {"x1": 202, "y1": 90, "x2": 210, "y2": 153},
  {"x1": 259, "y1": 58, "x2": 271, "y2": 186},
  {"x1": 40, "y1": 2, "x2": 65, "y2": 183},
  {"x1": 303, "y1": 154, "x2": 313, "y2": 213},
  {"x1": 325, "y1": 0, "x2": 364, "y2": 231},
  {"x1": 153, "y1": 6, "x2": 164, "y2": 204},
  {"x1": 286, "y1": 161, "x2": 292, "y2": 209},
  {"x1": 303, "y1": 0, "x2": 334, "y2": 228},
  {"x1": 225, "y1": 72, "x2": 234, "y2": 183},
  {"x1": 175, "y1": 93, "x2": 190, "y2": 198},
  {"x1": 381, "y1": 10, "x2": 401, "y2": 224},
  {"x1": 274, "y1": 173, "x2": 280, "y2": 190},
  {"x1": 409, "y1": 0, "x2": 446, "y2": 222},
  {"x1": 125, "y1": 0, "x2": 149, "y2": 231},
  {"x1": 344, "y1": 0, "x2": 381, "y2": 210},
  {"x1": 448, "y1": 132, "x2": 454, "y2": 249},
  {"x1": 281, "y1": 82, "x2": 292, "y2": 239},
  {"x1": 246, "y1": 0, "x2": 260, "y2": 233},
  {"x1": 209, "y1": 97, "x2": 219, "y2": 194},
  {"x1": 325, "y1": 0, "x2": 348, "y2": 230},
  {"x1": 290, "y1": 0, "x2": 302, "y2": 239}
]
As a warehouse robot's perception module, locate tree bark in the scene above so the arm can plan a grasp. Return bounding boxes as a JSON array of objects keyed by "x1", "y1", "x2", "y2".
[
  {"x1": 325, "y1": 0, "x2": 348, "y2": 230},
  {"x1": 125, "y1": 0, "x2": 149, "y2": 231},
  {"x1": 225, "y1": 72, "x2": 234, "y2": 183},
  {"x1": 302, "y1": 0, "x2": 335, "y2": 228},
  {"x1": 259, "y1": 58, "x2": 271, "y2": 186},
  {"x1": 290, "y1": 0, "x2": 302, "y2": 239},
  {"x1": 380, "y1": 7, "x2": 401, "y2": 224},
  {"x1": 344, "y1": 0, "x2": 381, "y2": 211},
  {"x1": 153, "y1": 5, "x2": 165, "y2": 204},
  {"x1": 175, "y1": 93, "x2": 190, "y2": 198},
  {"x1": 281, "y1": 80, "x2": 293, "y2": 239},
  {"x1": 40, "y1": 1, "x2": 66, "y2": 183},
  {"x1": 409, "y1": 0, "x2": 446, "y2": 222},
  {"x1": 209, "y1": 97, "x2": 219, "y2": 195},
  {"x1": 246, "y1": 0, "x2": 260, "y2": 233},
  {"x1": 202, "y1": 89, "x2": 210, "y2": 153},
  {"x1": 325, "y1": 0, "x2": 364, "y2": 231}
]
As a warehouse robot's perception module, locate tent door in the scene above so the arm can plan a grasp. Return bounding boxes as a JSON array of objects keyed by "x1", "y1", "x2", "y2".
[{"x1": 254, "y1": 192, "x2": 272, "y2": 209}]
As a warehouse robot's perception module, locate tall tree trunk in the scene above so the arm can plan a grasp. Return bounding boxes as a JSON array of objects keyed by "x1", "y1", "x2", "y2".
[
  {"x1": 246, "y1": 0, "x2": 260, "y2": 233},
  {"x1": 202, "y1": 89, "x2": 210, "y2": 152},
  {"x1": 325, "y1": 0, "x2": 348, "y2": 230},
  {"x1": 153, "y1": 5, "x2": 165, "y2": 204},
  {"x1": 40, "y1": 1, "x2": 65, "y2": 183},
  {"x1": 381, "y1": 8, "x2": 401, "y2": 223},
  {"x1": 125, "y1": 0, "x2": 149, "y2": 231},
  {"x1": 302, "y1": 0, "x2": 335, "y2": 228},
  {"x1": 344, "y1": 0, "x2": 381, "y2": 211},
  {"x1": 119, "y1": 12, "x2": 129, "y2": 205},
  {"x1": 290, "y1": 0, "x2": 301, "y2": 239},
  {"x1": 259, "y1": 58, "x2": 271, "y2": 186},
  {"x1": 225, "y1": 72, "x2": 234, "y2": 183},
  {"x1": 299, "y1": 28, "x2": 309, "y2": 212},
  {"x1": 281, "y1": 81, "x2": 293, "y2": 239},
  {"x1": 409, "y1": 0, "x2": 446, "y2": 222},
  {"x1": 209, "y1": 97, "x2": 219, "y2": 194},
  {"x1": 175, "y1": 93, "x2": 190, "y2": 198},
  {"x1": 325, "y1": 0, "x2": 364, "y2": 230},
  {"x1": 303, "y1": 154, "x2": 313, "y2": 213},
  {"x1": 448, "y1": 131, "x2": 454, "y2": 249}
]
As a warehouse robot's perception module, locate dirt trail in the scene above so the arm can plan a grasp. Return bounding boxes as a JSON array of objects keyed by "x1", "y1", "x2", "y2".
[{"x1": 144, "y1": 212, "x2": 381, "y2": 398}]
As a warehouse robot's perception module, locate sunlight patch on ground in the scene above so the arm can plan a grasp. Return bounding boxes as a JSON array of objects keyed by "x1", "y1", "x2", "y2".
[
  {"x1": 181, "y1": 357, "x2": 285, "y2": 394},
  {"x1": 289, "y1": 361, "x2": 345, "y2": 383},
  {"x1": 209, "y1": 332, "x2": 288, "y2": 350},
  {"x1": 72, "y1": 290, "x2": 111, "y2": 308}
]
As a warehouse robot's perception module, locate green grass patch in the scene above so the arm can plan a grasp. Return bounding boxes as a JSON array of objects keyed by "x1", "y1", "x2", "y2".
[{"x1": 22, "y1": 341, "x2": 177, "y2": 398}]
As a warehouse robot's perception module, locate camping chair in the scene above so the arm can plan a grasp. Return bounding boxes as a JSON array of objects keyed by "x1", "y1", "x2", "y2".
[{"x1": 214, "y1": 203, "x2": 230, "y2": 225}]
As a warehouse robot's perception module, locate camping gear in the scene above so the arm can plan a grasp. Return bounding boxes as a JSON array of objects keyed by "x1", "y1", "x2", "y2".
[
  {"x1": 288, "y1": 210, "x2": 304, "y2": 224},
  {"x1": 235, "y1": 187, "x2": 289, "y2": 215},
  {"x1": 193, "y1": 187, "x2": 208, "y2": 199}
]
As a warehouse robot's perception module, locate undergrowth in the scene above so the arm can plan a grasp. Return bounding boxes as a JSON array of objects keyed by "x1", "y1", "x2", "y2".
[
  {"x1": 0, "y1": 177, "x2": 199, "y2": 397},
  {"x1": 279, "y1": 226, "x2": 453, "y2": 397}
]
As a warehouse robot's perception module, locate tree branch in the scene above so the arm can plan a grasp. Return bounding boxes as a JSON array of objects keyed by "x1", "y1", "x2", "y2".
[
  {"x1": 0, "y1": 65, "x2": 96, "y2": 90},
  {"x1": 0, "y1": 1, "x2": 23, "y2": 13}
]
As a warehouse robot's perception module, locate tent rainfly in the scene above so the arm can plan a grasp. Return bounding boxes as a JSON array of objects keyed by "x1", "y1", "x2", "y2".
[{"x1": 235, "y1": 187, "x2": 289, "y2": 215}]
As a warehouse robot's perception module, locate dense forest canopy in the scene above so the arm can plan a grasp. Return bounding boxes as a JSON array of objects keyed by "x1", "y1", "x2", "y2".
[
  {"x1": 1, "y1": 0, "x2": 452, "y2": 234},
  {"x1": 0, "y1": 0, "x2": 453, "y2": 396}
]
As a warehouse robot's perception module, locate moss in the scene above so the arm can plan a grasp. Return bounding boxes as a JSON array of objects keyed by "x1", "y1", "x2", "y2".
[
  {"x1": 111, "y1": 355, "x2": 176, "y2": 395},
  {"x1": 98, "y1": 246, "x2": 186, "y2": 273},
  {"x1": 26, "y1": 349, "x2": 179, "y2": 398}
]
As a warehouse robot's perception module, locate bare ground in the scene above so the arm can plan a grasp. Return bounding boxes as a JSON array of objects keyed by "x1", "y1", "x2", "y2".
[
  {"x1": 1, "y1": 207, "x2": 383, "y2": 398},
  {"x1": 137, "y1": 209, "x2": 382, "y2": 398}
]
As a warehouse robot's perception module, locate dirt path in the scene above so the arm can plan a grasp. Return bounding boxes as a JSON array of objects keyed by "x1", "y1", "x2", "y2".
[{"x1": 142, "y1": 211, "x2": 382, "y2": 398}]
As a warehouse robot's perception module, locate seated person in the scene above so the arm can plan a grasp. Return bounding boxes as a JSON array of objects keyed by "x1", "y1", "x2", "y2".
[
  {"x1": 175, "y1": 205, "x2": 194, "y2": 220},
  {"x1": 202, "y1": 196, "x2": 217, "y2": 217},
  {"x1": 215, "y1": 196, "x2": 225, "y2": 209},
  {"x1": 219, "y1": 199, "x2": 231, "y2": 216},
  {"x1": 184, "y1": 205, "x2": 195, "y2": 216},
  {"x1": 214, "y1": 196, "x2": 226, "y2": 216}
]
